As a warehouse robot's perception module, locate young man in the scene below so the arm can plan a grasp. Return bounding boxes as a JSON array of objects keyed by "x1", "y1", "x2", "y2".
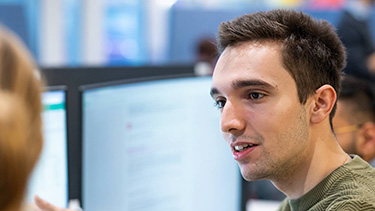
[
  {"x1": 333, "y1": 76, "x2": 375, "y2": 166},
  {"x1": 210, "y1": 9, "x2": 375, "y2": 210}
]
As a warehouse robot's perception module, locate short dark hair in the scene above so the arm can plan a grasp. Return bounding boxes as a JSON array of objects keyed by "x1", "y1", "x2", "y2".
[
  {"x1": 339, "y1": 76, "x2": 375, "y2": 123},
  {"x1": 217, "y1": 9, "x2": 346, "y2": 123}
]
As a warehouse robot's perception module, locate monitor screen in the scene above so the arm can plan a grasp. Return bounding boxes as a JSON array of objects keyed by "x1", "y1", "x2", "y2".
[
  {"x1": 82, "y1": 76, "x2": 241, "y2": 211},
  {"x1": 26, "y1": 88, "x2": 68, "y2": 207}
]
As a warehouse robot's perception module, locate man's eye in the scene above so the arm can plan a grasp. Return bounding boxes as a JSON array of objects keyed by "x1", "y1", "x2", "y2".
[
  {"x1": 214, "y1": 99, "x2": 226, "y2": 109},
  {"x1": 248, "y1": 92, "x2": 264, "y2": 100}
]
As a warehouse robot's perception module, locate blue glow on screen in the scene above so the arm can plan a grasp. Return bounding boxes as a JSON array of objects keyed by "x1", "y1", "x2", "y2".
[{"x1": 82, "y1": 76, "x2": 241, "y2": 211}]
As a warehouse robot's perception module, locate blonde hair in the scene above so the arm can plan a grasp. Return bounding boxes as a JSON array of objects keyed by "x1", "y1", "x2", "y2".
[{"x1": 0, "y1": 26, "x2": 43, "y2": 210}]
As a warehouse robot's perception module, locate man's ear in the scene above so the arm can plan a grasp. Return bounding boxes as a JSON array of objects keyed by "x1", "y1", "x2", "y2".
[
  {"x1": 357, "y1": 122, "x2": 375, "y2": 162},
  {"x1": 310, "y1": 85, "x2": 337, "y2": 124}
]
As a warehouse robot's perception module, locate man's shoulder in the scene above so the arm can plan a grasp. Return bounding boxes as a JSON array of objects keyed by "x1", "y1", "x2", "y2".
[
  {"x1": 324, "y1": 157, "x2": 375, "y2": 210},
  {"x1": 326, "y1": 196, "x2": 375, "y2": 210},
  {"x1": 343, "y1": 156, "x2": 375, "y2": 184},
  {"x1": 278, "y1": 157, "x2": 375, "y2": 211},
  {"x1": 278, "y1": 193, "x2": 375, "y2": 211},
  {"x1": 335, "y1": 157, "x2": 375, "y2": 193}
]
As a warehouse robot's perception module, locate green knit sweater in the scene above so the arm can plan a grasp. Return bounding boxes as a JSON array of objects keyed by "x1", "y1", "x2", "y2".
[{"x1": 278, "y1": 156, "x2": 375, "y2": 211}]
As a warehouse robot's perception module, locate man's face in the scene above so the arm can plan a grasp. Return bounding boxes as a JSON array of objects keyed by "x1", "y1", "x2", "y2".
[
  {"x1": 332, "y1": 101, "x2": 358, "y2": 155},
  {"x1": 211, "y1": 42, "x2": 312, "y2": 181}
]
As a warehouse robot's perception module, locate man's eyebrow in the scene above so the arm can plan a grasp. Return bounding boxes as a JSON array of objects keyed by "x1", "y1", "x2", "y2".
[
  {"x1": 210, "y1": 79, "x2": 275, "y2": 98},
  {"x1": 232, "y1": 79, "x2": 275, "y2": 90}
]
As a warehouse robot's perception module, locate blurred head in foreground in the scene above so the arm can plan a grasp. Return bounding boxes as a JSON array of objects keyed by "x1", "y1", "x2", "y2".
[{"x1": 0, "y1": 25, "x2": 44, "y2": 210}]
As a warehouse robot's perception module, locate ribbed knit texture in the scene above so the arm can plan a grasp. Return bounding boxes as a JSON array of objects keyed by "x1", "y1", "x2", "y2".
[{"x1": 278, "y1": 155, "x2": 375, "y2": 211}]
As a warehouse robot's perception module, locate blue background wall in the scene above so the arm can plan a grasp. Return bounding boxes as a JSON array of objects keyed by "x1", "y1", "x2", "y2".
[{"x1": 169, "y1": 7, "x2": 375, "y2": 64}]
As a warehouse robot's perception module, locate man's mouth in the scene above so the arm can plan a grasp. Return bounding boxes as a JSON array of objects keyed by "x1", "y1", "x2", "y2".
[
  {"x1": 234, "y1": 144, "x2": 257, "y2": 152},
  {"x1": 232, "y1": 143, "x2": 258, "y2": 160}
]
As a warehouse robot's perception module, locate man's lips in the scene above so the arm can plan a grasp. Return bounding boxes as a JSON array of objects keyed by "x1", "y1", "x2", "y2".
[{"x1": 230, "y1": 142, "x2": 259, "y2": 161}]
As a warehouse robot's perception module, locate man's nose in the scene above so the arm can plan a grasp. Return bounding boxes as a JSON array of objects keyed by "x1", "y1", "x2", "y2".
[{"x1": 220, "y1": 101, "x2": 245, "y2": 135}]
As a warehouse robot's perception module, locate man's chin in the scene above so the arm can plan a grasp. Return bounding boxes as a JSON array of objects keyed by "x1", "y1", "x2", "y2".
[{"x1": 240, "y1": 168, "x2": 269, "y2": 181}]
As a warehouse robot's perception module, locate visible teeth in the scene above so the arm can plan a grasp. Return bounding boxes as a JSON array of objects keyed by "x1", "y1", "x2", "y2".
[
  {"x1": 234, "y1": 144, "x2": 254, "y2": 152},
  {"x1": 234, "y1": 145, "x2": 243, "y2": 150}
]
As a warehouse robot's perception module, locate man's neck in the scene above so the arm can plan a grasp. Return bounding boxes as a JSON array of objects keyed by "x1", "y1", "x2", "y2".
[{"x1": 271, "y1": 130, "x2": 349, "y2": 199}]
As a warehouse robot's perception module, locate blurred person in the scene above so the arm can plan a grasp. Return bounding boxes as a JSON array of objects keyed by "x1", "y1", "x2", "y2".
[
  {"x1": 333, "y1": 76, "x2": 375, "y2": 166},
  {"x1": 194, "y1": 37, "x2": 218, "y2": 76},
  {"x1": 0, "y1": 25, "x2": 44, "y2": 210},
  {"x1": 337, "y1": 0, "x2": 375, "y2": 81},
  {"x1": 210, "y1": 9, "x2": 375, "y2": 210}
]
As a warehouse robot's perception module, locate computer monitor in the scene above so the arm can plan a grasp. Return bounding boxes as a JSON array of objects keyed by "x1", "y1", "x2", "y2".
[
  {"x1": 26, "y1": 86, "x2": 69, "y2": 207},
  {"x1": 81, "y1": 76, "x2": 241, "y2": 211},
  {"x1": 41, "y1": 65, "x2": 195, "y2": 201}
]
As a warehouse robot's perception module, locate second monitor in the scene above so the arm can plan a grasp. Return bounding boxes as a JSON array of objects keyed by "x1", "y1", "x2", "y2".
[{"x1": 26, "y1": 87, "x2": 69, "y2": 207}]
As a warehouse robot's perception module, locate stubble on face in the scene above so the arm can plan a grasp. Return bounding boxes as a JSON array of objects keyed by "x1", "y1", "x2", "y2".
[{"x1": 240, "y1": 106, "x2": 310, "y2": 182}]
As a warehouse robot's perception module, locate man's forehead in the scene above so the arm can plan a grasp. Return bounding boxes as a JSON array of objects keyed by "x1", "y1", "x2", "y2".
[
  {"x1": 215, "y1": 41, "x2": 283, "y2": 69},
  {"x1": 213, "y1": 44, "x2": 289, "y2": 84}
]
